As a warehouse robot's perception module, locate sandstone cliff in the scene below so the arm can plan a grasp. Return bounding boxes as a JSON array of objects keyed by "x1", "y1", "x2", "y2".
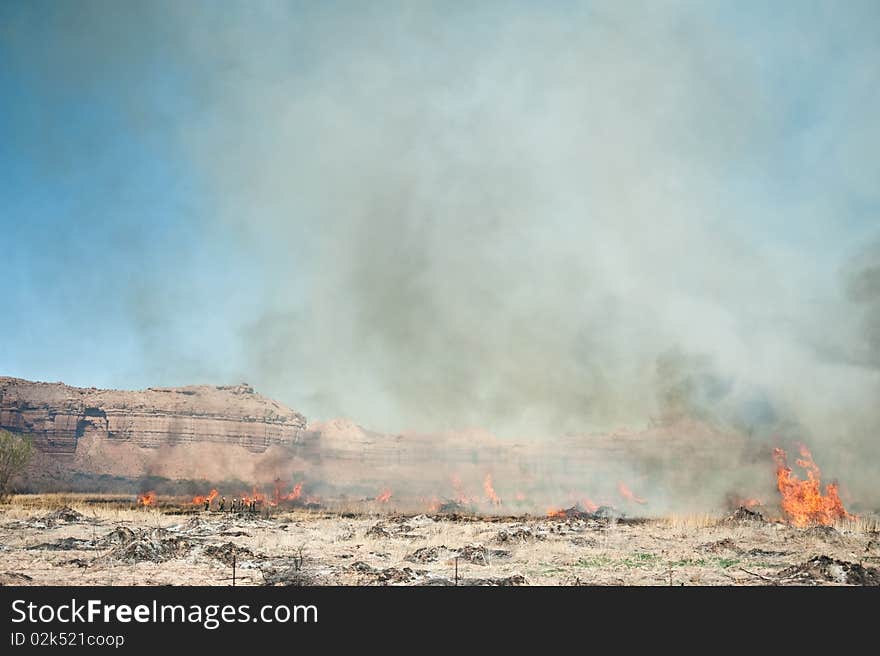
[
  {"x1": 0, "y1": 376, "x2": 768, "y2": 513},
  {"x1": 0, "y1": 377, "x2": 307, "y2": 456}
]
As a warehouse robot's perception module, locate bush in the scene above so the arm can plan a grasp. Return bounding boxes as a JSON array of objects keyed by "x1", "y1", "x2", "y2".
[{"x1": 0, "y1": 429, "x2": 34, "y2": 501}]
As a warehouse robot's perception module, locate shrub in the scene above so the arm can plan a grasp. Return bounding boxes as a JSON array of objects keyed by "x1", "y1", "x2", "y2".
[{"x1": 0, "y1": 429, "x2": 34, "y2": 501}]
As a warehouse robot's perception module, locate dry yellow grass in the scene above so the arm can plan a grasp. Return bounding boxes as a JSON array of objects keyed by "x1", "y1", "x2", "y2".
[
  {"x1": 662, "y1": 513, "x2": 722, "y2": 530},
  {"x1": 1, "y1": 496, "x2": 877, "y2": 586},
  {"x1": 832, "y1": 514, "x2": 879, "y2": 535},
  {"x1": 4, "y1": 493, "x2": 175, "y2": 525}
]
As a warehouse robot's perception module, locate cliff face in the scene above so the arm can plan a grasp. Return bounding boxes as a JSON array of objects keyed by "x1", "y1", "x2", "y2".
[
  {"x1": 0, "y1": 377, "x2": 307, "y2": 456},
  {"x1": 1, "y1": 376, "x2": 769, "y2": 513}
]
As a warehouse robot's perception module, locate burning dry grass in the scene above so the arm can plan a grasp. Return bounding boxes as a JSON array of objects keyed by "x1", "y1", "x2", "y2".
[
  {"x1": 774, "y1": 447, "x2": 852, "y2": 527},
  {"x1": 1, "y1": 496, "x2": 877, "y2": 586}
]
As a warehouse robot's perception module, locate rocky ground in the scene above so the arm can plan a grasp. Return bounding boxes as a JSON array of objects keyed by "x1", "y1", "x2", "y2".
[{"x1": 1, "y1": 496, "x2": 878, "y2": 586}]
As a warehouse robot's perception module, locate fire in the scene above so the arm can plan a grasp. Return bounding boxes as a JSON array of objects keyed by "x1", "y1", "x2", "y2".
[
  {"x1": 286, "y1": 482, "x2": 303, "y2": 502},
  {"x1": 483, "y1": 473, "x2": 502, "y2": 506},
  {"x1": 137, "y1": 491, "x2": 156, "y2": 507},
  {"x1": 426, "y1": 496, "x2": 441, "y2": 513},
  {"x1": 546, "y1": 500, "x2": 600, "y2": 518},
  {"x1": 192, "y1": 489, "x2": 218, "y2": 506},
  {"x1": 189, "y1": 482, "x2": 308, "y2": 510},
  {"x1": 233, "y1": 481, "x2": 307, "y2": 508},
  {"x1": 617, "y1": 481, "x2": 646, "y2": 505},
  {"x1": 239, "y1": 486, "x2": 267, "y2": 507},
  {"x1": 249, "y1": 487, "x2": 266, "y2": 504},
  {"x1": 376, "y1": 488, "x2": 392, "y2": 503},
  {"x1": 773, "y1": 446, "x2": 851, "y2": 527},
  {"x1": 451, "y1": 475, "x2": 472, "y2": 504},
  {"x1": 581, "y1": 498, "x2": 599, "y2": 512},
  {"x1": 271, "y1": 480, "x2": 304, "y2": 506}
]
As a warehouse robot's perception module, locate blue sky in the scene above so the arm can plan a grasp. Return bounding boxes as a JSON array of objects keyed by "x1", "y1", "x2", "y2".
[{"x1": 1, "y1": 1, "x2": 878, "y2": 436}]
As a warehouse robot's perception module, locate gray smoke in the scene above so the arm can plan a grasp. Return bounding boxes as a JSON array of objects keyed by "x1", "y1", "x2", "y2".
[{"x1": 5, "y1": 2, "x2": 879, "y2": 508}]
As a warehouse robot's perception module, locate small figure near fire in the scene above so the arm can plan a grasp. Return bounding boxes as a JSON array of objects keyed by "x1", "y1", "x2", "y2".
[{"x1": 192, "y1": 489, "x2": 218, "y2": 511}]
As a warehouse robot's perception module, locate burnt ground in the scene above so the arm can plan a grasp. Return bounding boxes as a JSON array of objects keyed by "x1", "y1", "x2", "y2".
[{"x1": 1, "y1": 497, "x2": 878, "y2": 586}]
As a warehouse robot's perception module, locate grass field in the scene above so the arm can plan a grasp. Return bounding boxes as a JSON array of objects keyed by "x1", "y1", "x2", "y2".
[{"x1": 1, "y1": 494, "x2": 877, "y2": 586}]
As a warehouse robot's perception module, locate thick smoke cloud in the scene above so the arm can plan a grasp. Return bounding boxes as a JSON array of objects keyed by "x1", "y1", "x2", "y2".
[
  {"x1": 3, "y1": 2, "x2": 879, "y2": 505},
  {"x1": 183, "y1": 5, "x2": 879, "y2": 433}
]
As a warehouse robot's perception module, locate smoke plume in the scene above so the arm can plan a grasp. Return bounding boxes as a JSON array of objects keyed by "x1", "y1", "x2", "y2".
[{"x1": 3, "y1": 2, "x2": 879, "y2": 507}]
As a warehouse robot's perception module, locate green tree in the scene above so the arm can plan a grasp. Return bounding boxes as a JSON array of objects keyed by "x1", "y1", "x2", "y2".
[{"x1": 0, "y1": 429, "x2": 34, "y2": 501}]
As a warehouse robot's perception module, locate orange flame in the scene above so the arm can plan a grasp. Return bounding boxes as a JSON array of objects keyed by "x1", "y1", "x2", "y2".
[
  {"x1": 376, "y1": 488, "x2": 392, "y2": 503},
  {"x1": 774, "y1": 446, "x2": 851, "y2": 527},
  {"x1": 484, "y1": 473, "x2": 501, "y2": 506},
  {"x1": 617, "y1": 481, "x2": 646, "y2": 505},
  {"x1": 192, "y1": 489, "x2": 219, "y2": 506},
  {"x1": 547, "y1": 499, "x2": 599, "y2": 518},
  {"x1": 285, "y1": 482, "x2": 303, "y2": 502},
  {"x1": 239, "y1": 487, "x2": 267, "y2": 507},
  {"x1": 137, "y1": 491, "x2": 156, "y2": 507},
  {"x1": 268, "y1": 479, "x2": 305, "y2": 506},
  {"x1": 581, "y1": 498, "x2": 599, "y2": 512}
]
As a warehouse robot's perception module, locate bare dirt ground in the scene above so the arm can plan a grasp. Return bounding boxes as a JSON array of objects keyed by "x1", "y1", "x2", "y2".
[{"x1": 1, "y1": 495, "x2": 878, "y2": 586}]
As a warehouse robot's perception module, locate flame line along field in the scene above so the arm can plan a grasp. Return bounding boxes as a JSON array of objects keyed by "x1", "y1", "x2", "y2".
[
  {"x1": 124, "y1": 444, "x2": 855, "y2": 528},
  {"x1": 5, "y1": 375, "x2": 869, "y2": 524}
]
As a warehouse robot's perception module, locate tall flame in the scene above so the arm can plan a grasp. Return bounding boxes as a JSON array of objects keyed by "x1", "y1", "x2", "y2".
[
  {"x1": 617, "y1": 481, "x2": 646, "y2": 505},
  {"x1": 484, "y1": 473, "x2": 501, "y2": 506},
  {"x1": 376, "y1": 488, "x2": 392, "y2": 503},
  {"x1": 286, "y1": 482, "x2": 303, "y2": 501},
  {"x1": 192, "y1": 489, "x2": 218, "y2": 506},
  {"x1": 773, "y1": 446, "x2": 851, "y2": 527}
]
